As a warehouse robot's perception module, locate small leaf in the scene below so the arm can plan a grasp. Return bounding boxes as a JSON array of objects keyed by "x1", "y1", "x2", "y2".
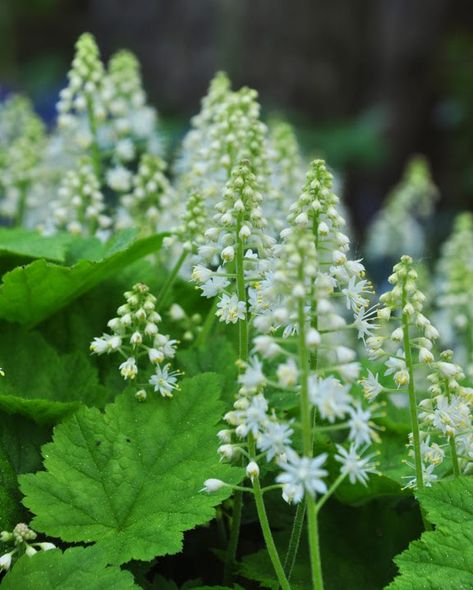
[
  {"x1": 20, "y1": 373, "x2": 242, "y2": 564},
  {"x1": 0, "y1": 232, "x2": 165, "y2": 327},
  {"x1": 0, "y1": 547, "x2": 139, "y2": 589}
]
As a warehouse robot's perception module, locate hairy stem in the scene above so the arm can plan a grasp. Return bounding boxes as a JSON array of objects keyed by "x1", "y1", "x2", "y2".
[
  {"x1": 283, "y1": 502, "x2": 306, "y2": 581},
  {"x1": 249, "y1": 438, "x2": 292, "y2": 590}
]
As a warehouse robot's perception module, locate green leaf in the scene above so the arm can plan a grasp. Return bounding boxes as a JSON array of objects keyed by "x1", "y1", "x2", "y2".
[
  {"x1": 0, "y1": 412, "x2": 51, "y2": 529},
  {"x1": 0, "y1": 547, "x2": 139, "y2": 589},
  {"x1": 416, "y1": 476, "x2": 473, "y2": 527},
  {"x1": 177, "y1": 337, "x2": 238, "y2": 405},
  {"x1": 0, "y1": 232, "x2": 165, "y2": 327},
  {"x1": 20, "y1": 373, "x2": 242, "y2": 565},
  {"x1": 0, "y1": 228, "x2": 72, "y2": 263},
  {"x1": 0, "y1": 326, "x2": 110, "y2": 423},
  {"x1": 388, "y1": 476, "x2": 473, "y2": 589}
]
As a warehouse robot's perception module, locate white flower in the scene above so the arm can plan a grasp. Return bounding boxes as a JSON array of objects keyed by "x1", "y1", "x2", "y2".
[
  {"x1": 419, "y1": 347, "x2": 434, "y2": 364},
  {"x1": 353, "y1": 306, "x2": 377, "y2": 341},
  {"x1": 119, "y1": 357, "x2": 138, "y2": 380},
  {"x1": 341, "y1": 277, "x2": 369, "y2": 311},
  {"x1": 235, "y1": 394, "x2": 269, "y2": 437},
  {"x1": 347, "y1": 405, "x2": 375, "y2": 447},
  {"x1": 0, "y1": 552, "x2": 13, "y2": 571},
  {"x1": 276, "y1": 359, "x2": 299, "y2": 388},
  {"x1": 216, "y1": 294, "x2": 246, "y2": 324},
  {"x1": 246, "y1": 460, "x2": 260, "y2": 480},
  {"x1": 428, "y1": 395, "x2": 471, "y2": 437},
  {"x1": 200, "y1": 272, "x2": 231, "y2": 298},
  {"x1": 192, "y1": 265, "x2": 213, "y2": 283},
  {"x1": 276, "y1": 449, "x2": 328, "y2": 503},
  {"x1": 253, "y1": 335, "x2": 282, "y2": 359},
  {"x1": 238, "y1": 357, "x2": 266, "y2": 392},
  {"x1": 335, "y1": 444, "x2": 377, "y2": 485},
  {"x1": 106, "y1": 166, "x2": 132, "y2": 192},
  {"x1": 149, "y1": 364, "x2": 180, "y2": 397},
  {"x1": 148, "y1": 348, "x2": 165, "y2": 364},
  {"x1": 257, "y1": 420, "x2": 294, "y2": 461},
  {"x1": 201, "y1": 479, "x2": 226, "y2": 492},
  {"x1": 360, "y1": 370, "x2": 383, "y2": 401},
  {"x1": 36, "y1": 542, "x2": 56, "y2": 551},
  {"x1": 308, "y1": 376, "x2": 351, "y2": 423},
  {"x1": 90, "y1": 333, "x2": 122, "y2": 354}
]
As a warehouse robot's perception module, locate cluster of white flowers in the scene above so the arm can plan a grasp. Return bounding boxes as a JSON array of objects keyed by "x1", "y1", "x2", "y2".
[
  {"x1": 204, "y1": 159, "x2": 379, "y2": 506},
  {"x1": 103, "y1": 50, "x2": 161, "y2": 161},
  {"x1": 57, "y1": 32, "x2": 107, "y2": 144},
  {"x1": 0, "y1": 523, "x2": 55, "y2": 572},
  {"x1": 90, "y1": 282, "x2": 180, "y2": 399},
  {"x1": 49, "y1": 157, "x2": 111, "y2": 237},
  {"x1": 371, "y1": 254, "x2": 473, "y2": 486},
  {"x1": 116, "y1": 154, "x2": 175, "y2": 235},
  {"x1": 364, "y1": 156, "x2": 439, "y2": 262},
  {"x1": 175, "y1": 73, "x2": 269, "y2": 213},
  {"x1": 191, "y1": 159, "x2": 274, "y2": 318},
  {"x1": 265, "y1": 119, "x2": 306, "y2": 234},
  {"x1": 0, "y1": 96, "x2": 46, "y2": 224},
  {"x1": 434, "y1": 212, "x2": 473, "y2": 376}
]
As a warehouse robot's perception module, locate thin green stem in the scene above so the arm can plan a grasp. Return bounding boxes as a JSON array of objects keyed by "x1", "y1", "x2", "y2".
[
  {"x1": 314, "y1": 474, "x2": 346, "y2": 514},
  {"x1": 401, "y1": 281, "x2": 432, "y2": 531},
  {"x1": 450, "y1": 436, "x2": 461, "y2": 477},
  {"x1": 297, "y1": 274, "x2": 324, "y2": 590},
  {"x1": 401, "y1": 286, "x2": 424, "y2": 491},
  {"x1": 283, "y1": 502, "x2": 306, "y2": 581},
  {"x1": 249, "y1": 438, "x2": 291, "y2": 590},
  {"x1": 157, "y1": 249, "x2": 188, "y2": 309}
]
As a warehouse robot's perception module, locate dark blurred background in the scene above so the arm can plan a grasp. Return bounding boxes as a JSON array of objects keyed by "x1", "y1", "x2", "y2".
[{"x1": 1, "y1": 0, "x2": 472, "y2": 230}]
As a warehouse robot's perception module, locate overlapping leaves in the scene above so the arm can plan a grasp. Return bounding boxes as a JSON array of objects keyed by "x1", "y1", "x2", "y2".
[{"x1": 20, "y1": 373, "x2": 242, "y2": 565}]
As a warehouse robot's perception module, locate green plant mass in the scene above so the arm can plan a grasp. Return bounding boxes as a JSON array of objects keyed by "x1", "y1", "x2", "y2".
[{"x1": 0, "y1": 32, "x2": 472, "y2": 590}]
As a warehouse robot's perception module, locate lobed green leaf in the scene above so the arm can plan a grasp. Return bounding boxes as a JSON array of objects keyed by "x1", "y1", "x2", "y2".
[{"x1": 20, "y1": 373, "x2": 242, "y2": 564}]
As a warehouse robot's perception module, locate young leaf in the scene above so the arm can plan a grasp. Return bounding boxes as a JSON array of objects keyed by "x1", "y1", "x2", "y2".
[
  {"x1": 20, "y1": 373, "x2": 242, "y2": 565},
  {"x1": 0, "y1": 232, "x2": 165, "y2": 327},
  {"x1": 388, "y1": 476, "x2": 473, "y2": 589},
  {"x1": 0, "y1": 326, "x2": 110, "y2": 423},
  {"x1": 0, "y1": 547, "x2": 139, "y2": 589}
]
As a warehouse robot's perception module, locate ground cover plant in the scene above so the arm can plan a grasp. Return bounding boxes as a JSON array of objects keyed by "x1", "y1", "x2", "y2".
[{"x1": 0, "y1": 33, "x2": 472, "y2": 590}]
